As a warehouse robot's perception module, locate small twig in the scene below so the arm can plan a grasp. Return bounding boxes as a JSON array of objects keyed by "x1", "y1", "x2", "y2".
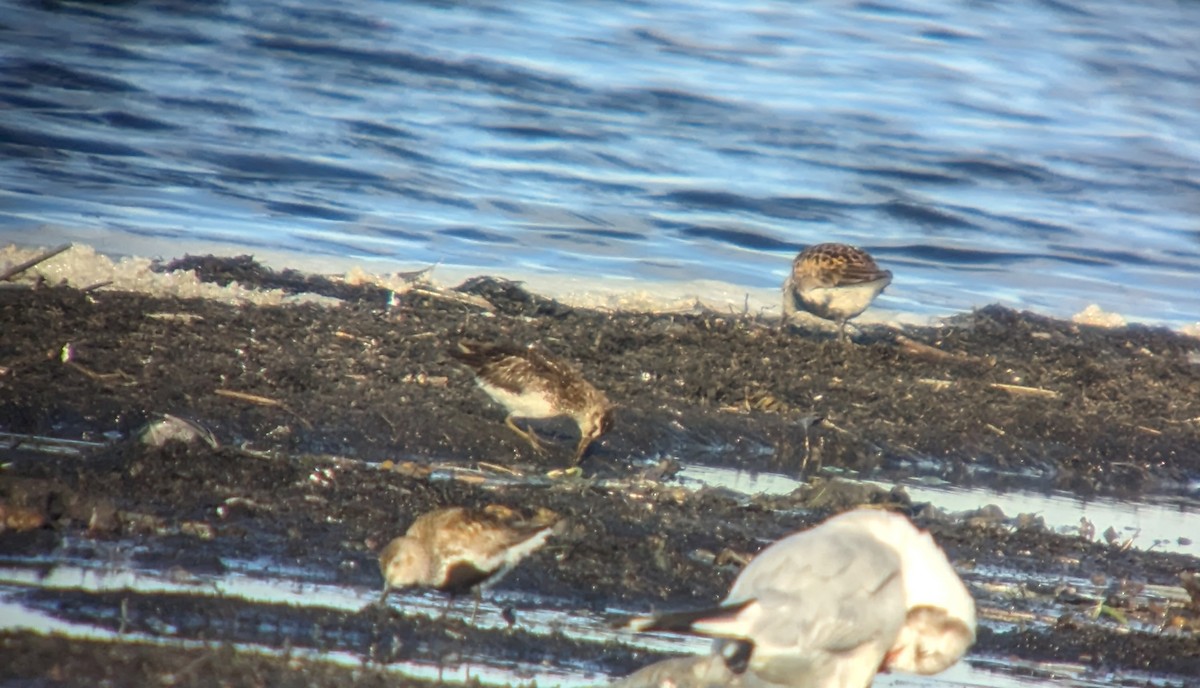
[
  {"x1": 377, "y1": 411, "x2": 399, "y2": 439},
  {"x1": 410, "y1": 286, "x2": 493, "y2": 310},
  {"x1": 977, "y1": 605, "x2": 1046, "y2": 624},
  {"x1": 0, "y1": 244, "x2": 71, "y2": 281},
  {"x1": 895, "y1": 334, "x2": 990, "y2": 365},
  {"x1": 215, "y1": 389, "x2": 285, "y2": 407},
  {"x1": 1164, "y1": 416, "x2": 1200, "y2": 426},
  {"x1": 476, "y1": 461, "x2": 521, "y2": 476},
  {"x1": 170, "y1": 650, "x2": 215, "y2": 682},
  {"x1": 65, "y1": 361, "x2": 136, "y2": 385},
  {"x1": 989, "y1": 382, "x2": 1061, "y2": 399},
  {"x1": 145, "y1": 312, "x2": 204, "y2": 322},
  {"x1": 214, "y1": 388, "x2": 313, "y2": 429},
  {"x1": 1119, "y1": 528, "x2": 1141, "y2": 552},
  {"x1": 818, "y1": 417, "x2": 884, "y2": 456},
  {"x1": 427, "y1": 461, "x2": 480, "y2": 475},
  {"x1": 816, "y1": 417, "x2": 854, "y2": 438},
  {"x1": 119, "y1": 597, "x2": 130, "y2": 634}
]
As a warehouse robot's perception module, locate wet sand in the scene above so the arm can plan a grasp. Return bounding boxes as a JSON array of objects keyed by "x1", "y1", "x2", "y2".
[{"x1": 1, "y1": 253, "x2": 1199, "y2": 686}]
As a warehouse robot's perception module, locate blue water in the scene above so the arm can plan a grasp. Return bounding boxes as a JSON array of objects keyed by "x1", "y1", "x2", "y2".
[{"x1": 1, "y1": 0, "x2": 1197, "y2": 324}]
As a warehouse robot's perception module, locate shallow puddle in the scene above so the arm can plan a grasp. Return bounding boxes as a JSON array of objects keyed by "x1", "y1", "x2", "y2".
[
  {"x1": 0, "y1": 442, "x2": 1195, "y2": 687},
  {"x1": 675, "y1": 463, "x2": 1200, "y2": 557},
  {"x1": 0, "y1": 545, "x2": 1190, "y2": 688}
]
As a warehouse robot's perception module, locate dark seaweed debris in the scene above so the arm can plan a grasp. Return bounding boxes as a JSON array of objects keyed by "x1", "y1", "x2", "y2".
[{"x1": 1, "y1": 256, "x2": 1199, "y2": 686}]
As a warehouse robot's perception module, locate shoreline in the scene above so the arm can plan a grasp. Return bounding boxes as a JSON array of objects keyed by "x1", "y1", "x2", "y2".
[{"x1": 4, "y1": 241, "x2": 1194, "y2": 335}]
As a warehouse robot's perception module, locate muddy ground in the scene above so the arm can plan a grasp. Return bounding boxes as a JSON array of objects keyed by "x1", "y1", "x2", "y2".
[{"x1": 1, "y1": 255, "x2": 1199, "y2": 686}]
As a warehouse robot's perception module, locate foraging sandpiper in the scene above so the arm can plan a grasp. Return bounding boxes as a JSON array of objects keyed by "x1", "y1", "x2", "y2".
[
  {"x1": 782, "y1": 243, "x2": 892, "y2": 341},
  {"x1": 449, "y1": 341, "x2": 614, "y2": 464},
  {"x1": 378, "y1": 504, "x2": 562, "y2": 602}
]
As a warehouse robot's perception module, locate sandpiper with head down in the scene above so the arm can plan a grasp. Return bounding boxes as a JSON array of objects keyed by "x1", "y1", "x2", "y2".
[
  {"x1": 378, "y1": 504, "x2": 562, "y2": 603},
  {"x1": 783, "y1": 243, "x2": 892, "y2": 342},
  {"x1": 449, "y1": 341, "x2": 614, "y2": 464}
]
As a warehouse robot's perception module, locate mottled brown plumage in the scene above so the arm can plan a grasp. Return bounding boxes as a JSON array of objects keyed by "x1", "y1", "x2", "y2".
[
  {"x1": 378, "y1": 505, "x2": 561, "y2": 601},
  {"x1": 782, "y1": 243, "x2": 892, "y2": 341},
  {"x1": 449, "y1": 341, "x2": 614, "y2": 463}
]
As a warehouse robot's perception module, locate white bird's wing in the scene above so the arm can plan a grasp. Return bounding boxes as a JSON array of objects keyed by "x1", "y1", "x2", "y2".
[
  {"x1": 712, "y1": 525, "x2": 908, "y2": 687},
  {"x1": 616, "y1": 509, "x2": 972, "y2": 688},
  {"x1": 817, "y1": 509, "x2": 977, "y2": 675}
]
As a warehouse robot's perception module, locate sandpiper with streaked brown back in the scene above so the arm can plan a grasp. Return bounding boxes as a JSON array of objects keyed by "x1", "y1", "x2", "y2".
[
  {"x1": 378, "y1": 504, "x2": 562, "y2": 603},
  {"x1": 448, "y1": 341, "x2": 614, "y2": 464},
  {"x1": 782, "y1": 243, "x2": 893, "y2": 342}
]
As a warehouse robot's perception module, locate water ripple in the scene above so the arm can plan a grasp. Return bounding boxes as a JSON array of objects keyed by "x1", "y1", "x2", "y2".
[{"x1": 0, "y1": 0, "x2": 1197, "y2": 325}]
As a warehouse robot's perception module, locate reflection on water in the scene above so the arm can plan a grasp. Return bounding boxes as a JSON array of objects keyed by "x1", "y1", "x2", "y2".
[
  {"x1": 892, "y1": 482, "x2": 1200, "y2": 558},
  {"x1": 675, "y1": 464, "x2": 1200, "y2": 557},
  {"x1": 0, "y1": 596, "x2": 600, "y2": 687},
  {"x1": 1, "y1": 560, "x2": 1185, "y2": 688}
]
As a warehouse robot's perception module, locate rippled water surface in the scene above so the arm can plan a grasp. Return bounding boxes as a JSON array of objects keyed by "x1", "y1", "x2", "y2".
[{"x1": 1, "y1": 0, "x2": 1198, "y2": 323}]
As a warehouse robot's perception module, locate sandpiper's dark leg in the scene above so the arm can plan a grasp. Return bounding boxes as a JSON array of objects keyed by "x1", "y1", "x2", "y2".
[
  {"x1": 436, "y1": 594, "x2": 453, "y2": 621},
  {"x1": 780, "y1": 276, "x2": 797, "y2": 331},
  {"x1": 571, "y1": 436, "x2": 592, "y2": 464},
  {"x1": 378, "y1": 583, "x2": 391, "y2": 605},
  {"x1": 505, "y1": 415, "x2": 546, "y2": 453},
  {"x1": 470, "y1": 588, "x2": 482, "y2": 624},
  {"x1": 837, "y1": 318, "x2": 848, "y2": 343}
]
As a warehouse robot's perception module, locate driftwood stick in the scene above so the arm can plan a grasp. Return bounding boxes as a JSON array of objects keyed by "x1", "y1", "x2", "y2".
[
  {"x1": 215, "y1": 389, "x2": 285, "y2": 407},
  {"x1": 895, "y1": 334, "x2": 990, "y2": 365},
  {"x1": 0, "y1": 244, "x2": 72, "y2": 281},
  {"x1": 215, "y1": 388, "x2": 313, "y2": 429},
  {"x1": 988, "y1": 382, "x2": 1061, "y2": 399},
  {"x1": 81, "y1": 280, "x2": 113, "y2": 293}
]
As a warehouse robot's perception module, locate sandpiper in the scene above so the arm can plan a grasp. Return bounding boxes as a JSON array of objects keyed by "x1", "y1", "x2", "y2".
[
  {"x1": 378, "y1": 504, "x2": 562, "y2": 603},
  {"x1": 448, "y1": 341, "x2": 614, "y2": 464},
  {"x1": 782, "y1": 243, "x2": 892, "y2": 341},
  {"x1": 620, "y1": 508, "x2": 975, "y2": 688}
]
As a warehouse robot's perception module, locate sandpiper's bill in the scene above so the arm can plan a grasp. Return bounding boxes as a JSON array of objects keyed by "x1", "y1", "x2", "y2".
[
  {"x1": 620, "y1": 508, "x2": 975, "y2": 688},
  {"x1": 783, "y1": 243, "x2": 892, "y2": 341},
  {"x1": 449, "y1": 341, "x2": 614, "y2": 464},
  {"x1": 378, "y1": 504, "x2": 562, "y2": 603}
]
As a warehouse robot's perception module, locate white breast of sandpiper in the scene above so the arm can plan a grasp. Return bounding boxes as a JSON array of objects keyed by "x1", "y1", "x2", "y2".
[
  {"x1": 803, "y1": 280, "x2": 889, "y2": 319},
  {"x1": 477, "y1": 380, "x2": 559, "y2": 420}
]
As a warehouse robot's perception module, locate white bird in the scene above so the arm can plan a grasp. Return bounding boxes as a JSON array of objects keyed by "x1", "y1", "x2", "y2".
[{"x1": 618, "y1": 508, "x2": 976, "y2": 688}]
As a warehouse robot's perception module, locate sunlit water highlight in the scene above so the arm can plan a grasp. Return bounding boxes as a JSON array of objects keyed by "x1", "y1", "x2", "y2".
[
  {"x1": 675, "y1": 464, "x2": 1200, "y2": 557},
  {"x1": 0, "y1": 560, "x2": 1186, "y2": 687},
  {"x1": 2, "y1": 0, "x2": 1199, "y2": 327}
]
